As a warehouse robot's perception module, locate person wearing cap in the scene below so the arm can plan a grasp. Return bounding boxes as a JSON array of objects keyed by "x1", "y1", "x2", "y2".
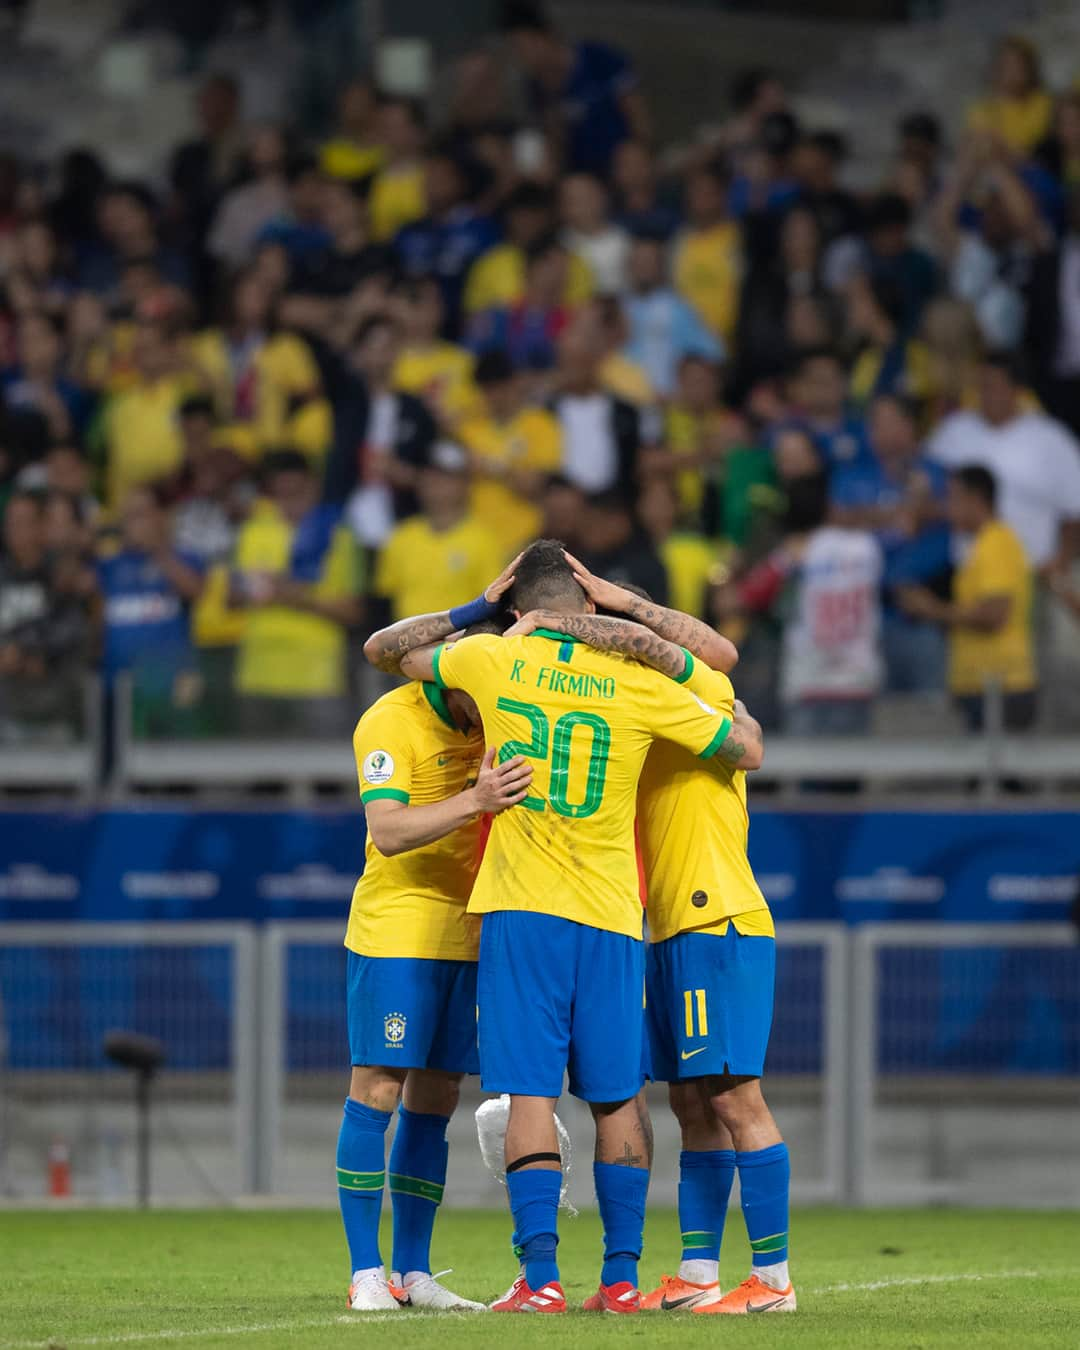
[{"x1": 374, "y1": 439, "x2": 507, "y2": 622}]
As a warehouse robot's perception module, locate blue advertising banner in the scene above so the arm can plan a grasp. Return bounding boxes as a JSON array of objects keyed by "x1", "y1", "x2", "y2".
[{"x1": 0, "y1": 806, "x2": 1076, "y2": 925}]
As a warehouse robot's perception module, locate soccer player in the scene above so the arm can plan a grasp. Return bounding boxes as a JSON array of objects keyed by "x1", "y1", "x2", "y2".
[
  {"x1": 550, "y1": 558, "x2": 796, "y2": 1315},
  {"x1": 393, "y1": 540, "x2": 760, "y2": 1313},
  {"x1": 340, "y1": 568, "x2": 533, "y2": 1312}
]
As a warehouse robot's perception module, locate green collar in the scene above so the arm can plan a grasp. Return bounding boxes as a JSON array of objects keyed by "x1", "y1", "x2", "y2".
[
  {"x1": 532, "y1": 627, "x2": 578, "y2": 643},
  {"x1": 422, "y1": 680, "x2": 463, "y2": 733}
]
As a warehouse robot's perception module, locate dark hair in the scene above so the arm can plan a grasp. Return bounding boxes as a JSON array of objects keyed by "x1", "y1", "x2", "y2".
[
  {"x1": 500, "y1": 0, "x2": 551, "y2": 33},
  {"x1": 866, "y1": 192, "x2": 912, "y2": 233},
  {"x1": 792, "y1": 345, "x2": 845, "y2": 376},
  {"x1": 808, "y1": 129, "x2": 848, "y2": 162},
  {"x1": 502, "y1": 182, "x2": 555, "y2": 217},
  {"x1": 474, "y1": 350, "x2": 516, "y2": 385},
  {"x1": 689, "y1": 158, "x2": 730, "y2": 191},
  {"x1": 730, "y1": 67, "x2": 776, "y2": 113},
  {"x1": 179, "y1": 394, "x2": 216, "y2": 422},
  {"x1": 510, "y1": 538, "x2": 586, "y2": 612},
  {"x1": 870, "y1": 390, "x2": 923, "y2": 425},
  {"x1": 105, "y1": 179, "x2": 158, "y2": 215},
  {"x1": 587, "y1": 489, "x2": 631, "y2": 516},
  {"x1": 523, "y1": 231, "x2": 565, "y2": 265},
  {"x1": 426, "y1": 142, "x2": 491, "y2": 202},
  {"x1": 262, "y1": 449, "x2": 312, "y2": 481},
  {"x1": 899, "y1": 110, "x2": 942, "y2": 147},
  {"x1": 865, "y1": 273, "x2": 907, "y2": 329},
  {"x1": 981, "y1": 347, "x2": 1026, "y2": 385},
  {"x1": 953, "y1": 463, "x2": 997, "y2": 510},
  {"x1": 286, "y1": 152, "x2": 320, "y2": 184},
  {"x1": 463, "y1": 610, "x2": 515, "y2": 638},
  {"x1": 379, "y1": 93, "x2": 427, "y2": 130},
  {"x1": 761, "y1": 110, "x2": 799, "y2": 157}
]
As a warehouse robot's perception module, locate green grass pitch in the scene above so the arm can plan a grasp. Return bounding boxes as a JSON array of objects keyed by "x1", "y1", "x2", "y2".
[{"x1": 3, "y1": 1208, "x2": 1078, "y2": 1349}]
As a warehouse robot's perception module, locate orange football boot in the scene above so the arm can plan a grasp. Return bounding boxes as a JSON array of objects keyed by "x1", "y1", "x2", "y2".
[
  {"x1": 582, "y1": 1281, "x2": 641, "y2": 1313},
  {"x1": 693, "y1": 1273, "x2": 797, "y2": 1314},
  {"x1": 641, "y1": 1272, "x2": 721, "y2": 1310}
]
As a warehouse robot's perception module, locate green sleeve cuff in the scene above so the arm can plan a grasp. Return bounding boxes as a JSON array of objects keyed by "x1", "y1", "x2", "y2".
[
  {"x1": 360, "y1": 788, "x2": 410, "y2": 805},
  {"x1": 431, "y1": 643, "x2": 447, "y2": 689},
  {"x1": 699, "y1": 716, "x2": 733, "y2": 760},
  {"x1": 674, "y1": 647, "x2": 695, "y2": 684}
]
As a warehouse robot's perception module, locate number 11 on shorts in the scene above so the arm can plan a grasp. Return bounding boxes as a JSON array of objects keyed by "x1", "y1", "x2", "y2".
[{"x1": 683, "y1": 988, "x2": 709, "y2": 1039}]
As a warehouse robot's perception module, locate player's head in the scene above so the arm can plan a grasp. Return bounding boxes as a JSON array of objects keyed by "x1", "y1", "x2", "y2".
[
  {"x1": 509, "y1": 538, "x2": 591, "y2": 616},
  {"x1": 948, "y1": 464, "x2": 997, "y2": 533}
]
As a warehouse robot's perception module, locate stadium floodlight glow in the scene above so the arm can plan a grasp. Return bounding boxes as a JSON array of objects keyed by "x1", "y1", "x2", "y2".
[{"x1": 103, "y1": 1031, "x2": 165, "y2": 1209}]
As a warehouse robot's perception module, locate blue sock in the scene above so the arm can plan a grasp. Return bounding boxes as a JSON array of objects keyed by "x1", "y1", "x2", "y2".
[
  {"x1": 389, "y1": 1106, "x2": 449, "y2": 1277},
  {"x1": 679, "y1": 1149, "x2": 736, "y2": 1264},
  {"x1": 594, "y1": 1161, "x2": 649, "y2": 1289},
  {"x1": 506, "y1": 1167, "x2": 561, "y2": 1290},
  {"x1": 337, "y1": 1097, "x2": 391, "y2": 1273},
  {"x1": 737, "y1": 1143, "x2": 790, "y2": 1269}
]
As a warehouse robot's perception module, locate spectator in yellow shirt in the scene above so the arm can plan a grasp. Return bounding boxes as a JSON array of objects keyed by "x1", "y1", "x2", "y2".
[
  {"x1": 463, "y1": 182, "x2": 593, "y2": 316},
  {"x1": 319, "y1": 78, "x2": 385, "y2": 183},
  {"x1": 391, "y1": 277, "x2": 479, "y2": 423},
  {"x1": 368, "y1": 96, "x2": 428, "y2": 243},
  {"x1": 585, "y1": 295, "x2": 656, "y2": 408},
  {"x1": 457, "y1": 351, "x2": 563, "y2": 553},
  {"x1": 101, "y1": 316, "x2": 200, "y2": 512},
  {"x1": 649, "y1": 354, "x2": 741, "y2": 524},
  {"x1": 375, "y1": 441, "x2": 507, "y2": 620},
  {"x1": 673, "y1": 161, "x2": 742, "y2": 344},
  {"x1": 898, "y1": 464, "x2": 1036, "y2": 731},
  {"x1": 231, "y1": 450, "x2": 363, "y2": 736},
  {"x1": 637, "y1": 476, "x2": 725, "y2": 620},
  {"x1": 189, "y1": 269, "x2": 332, "y2": 464},
  {"x1": 967, "y1": 35, "x2": 1053, "y2": 155}
]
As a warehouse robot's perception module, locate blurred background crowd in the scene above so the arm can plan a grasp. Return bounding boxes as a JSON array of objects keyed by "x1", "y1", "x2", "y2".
[{"x1": 4, "y1": 0, "x2": 1080, "y2": 748}]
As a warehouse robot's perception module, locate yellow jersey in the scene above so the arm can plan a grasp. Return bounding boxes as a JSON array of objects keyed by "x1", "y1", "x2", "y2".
[
  {"x1": 319, "y1": 138, "x2": 385, "y2": 182},
  {"x1": 369, "y1": 164, "x2": 426, "y2": 242},
  {"x1": 463, "y1": 242, "x2": 594, "y2": 314},
  {"x1": 433, "y1": 631, "x2": 733, "y2": 939},
  {"x1": 459, "y1": 407, "x2": 563, "y2": 552},
  {"x1": 673, "y1": 221, "x2": 741, "y2": 342},
  {"x1": 599, "y1": 352, "x2": 656, "y2": 407},
  {"x1": 375, "y1": 513, "x2": 507, "y2": 621},
  {"x1": 967, "y1": 90, "x2": 1053, "y2": 154},
  {"x1": 638, "y1": 660, "x2": 771, "y2": 943},
  {"x1": 234, "y1": 508, "x2": 361, "y2": 698},
  {"x1": 949, "y1": 519, "x2": 1035, "y2": 696},
  {"x1": 189, "y1": 330, "x2": 332, "y2": 462},
  {"x1": 346, "y1": 681, "x2": 484, "y2": 961},
  {"x1": 103, "y1": 374, "x2": 195, "y2": 511},
  {"x1": 661, "y1": 533, "x2": 726, "y2": 621},
  {"x1": 392, "y1": 342, "x2": 479, "y2": 421}
]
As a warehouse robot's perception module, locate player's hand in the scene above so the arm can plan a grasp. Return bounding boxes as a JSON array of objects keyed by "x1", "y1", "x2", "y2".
[
  {"x1": 562, "y1": 550, "x2": 637, "y2": 613},
  {"x1": 504, "y1": 609, "x2": 544, "y2": 637},
  {"x1": 471, "y1": 746, "x2": 534, "y2": 814},
  {"x1": 484, "y1": 551, "x2": 524, "y2": 605}
]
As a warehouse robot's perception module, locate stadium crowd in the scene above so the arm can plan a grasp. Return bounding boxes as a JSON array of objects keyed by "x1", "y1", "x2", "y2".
[{"x1": 3, "y1": 5, "x2": 1080, "y2": 743}]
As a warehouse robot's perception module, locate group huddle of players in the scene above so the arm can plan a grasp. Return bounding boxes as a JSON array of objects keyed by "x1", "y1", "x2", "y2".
[{"x1": 334, "y1": 537, "x2": 795, "y2": 1315}]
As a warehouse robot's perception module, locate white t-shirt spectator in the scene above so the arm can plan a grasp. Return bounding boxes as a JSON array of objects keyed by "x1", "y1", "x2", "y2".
[
  {"x1": 927, "y1": 410, "x2": 1080, "y2": 568},
  {"x1": 781, "y1": 527, "x2": 884, "y2": 705},
  {"x1": 562, "y1": 226, "x2": 630, "y2": 293},
  {"x1": 556, "y1": 393, "x2": 619, "y2": 492}
]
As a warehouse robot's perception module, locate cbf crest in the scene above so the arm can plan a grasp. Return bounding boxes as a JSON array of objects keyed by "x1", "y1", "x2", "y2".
[{"x1": 384, "y1": 1011, "x2": 407, "y2": 1046}]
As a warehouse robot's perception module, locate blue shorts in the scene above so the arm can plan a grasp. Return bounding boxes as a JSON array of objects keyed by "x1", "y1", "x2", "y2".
[
  {"x1": 645, "y1": 927, "x2": 775, "y2": 1082},
  {"x1": 346, "y1": 951, "x2": 479, "y2": 1075},
  {"x1": 478, "y1": 911, "x2": 645, "y2": 1102}
]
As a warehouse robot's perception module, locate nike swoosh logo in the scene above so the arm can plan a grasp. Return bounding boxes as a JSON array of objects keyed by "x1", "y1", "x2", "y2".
[
  {"x1": 680, "y1": 1047, "x2": 708, "y2": 1061},
  {"x1": 660, "y1": 1293, "x2": 705, "y2": 1310},
  {"x1": 748, "y1": 1297, "x2": 788, "y2": 1312}
]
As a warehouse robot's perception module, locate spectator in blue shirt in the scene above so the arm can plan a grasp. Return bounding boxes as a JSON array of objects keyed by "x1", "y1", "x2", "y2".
[
  {"x1": 501, "y1": 1, "x2": 649, "y2": 177},
  {"x1": 395, "y1": 146, "x2": 498, "y2": 336},
  {"x1": 255, "y1": 154, "x2": 333, "y2": 265},
  {"x1": 621, "y1": 233, "x2": 724, "y2": 398},
  {"x1": 96, "y1": 487, "x2": 205, "y2": 735},
  {"x1": 2, "y1": 312, "x2": 93, "y2": 444},
  {"x1": 467, "y1": 235, "x2": 572, "y2": 370},
  {"x1": 830, "y1": 393, "x2": 951, "y2": 692},
  {"x1": 76, "y1": 182, "x2": 191, "y2": 301},
  {"x1": 611, "y1": 140, "x2": 680, "y2": 240},
  {"x1": 784, "y1": 346, "x2": 872, "y2": 469}
]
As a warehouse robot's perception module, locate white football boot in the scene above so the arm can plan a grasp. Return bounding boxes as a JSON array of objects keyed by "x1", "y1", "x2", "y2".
[
  {"x1": 347, "y1": 1266, "x2": 402, "y2": 1311},
  {"x1": 390, "y1": 1269, "x2": 488, "y2": 1311}
]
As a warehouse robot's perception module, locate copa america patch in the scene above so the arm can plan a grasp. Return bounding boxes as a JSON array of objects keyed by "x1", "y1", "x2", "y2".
[{"x1": 362, "y1": 750, "x2": 395, "y2": 784}]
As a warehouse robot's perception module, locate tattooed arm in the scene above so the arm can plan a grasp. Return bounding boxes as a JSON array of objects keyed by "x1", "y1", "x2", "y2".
[
  {"x1": 562, "y1": 550, "x2": 738, "y2": 673},
  {"x1": 506, "y1": 610, "x2": 690, "y2": 680},
  {"x1": 713, "y1": 698, "x2": 764, "y2": 770},
  {"x1": 362, "y1": 552, "x2": 522, "y2": 673}
]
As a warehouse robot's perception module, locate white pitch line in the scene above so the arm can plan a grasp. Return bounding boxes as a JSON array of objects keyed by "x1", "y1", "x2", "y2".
[
  {"x1": 809, "y1": 1268, "x2": 1040, "y2": 1295},
  {"x1": 0, "y1": 1271, "x2": 1055, "y2": 1349}
]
